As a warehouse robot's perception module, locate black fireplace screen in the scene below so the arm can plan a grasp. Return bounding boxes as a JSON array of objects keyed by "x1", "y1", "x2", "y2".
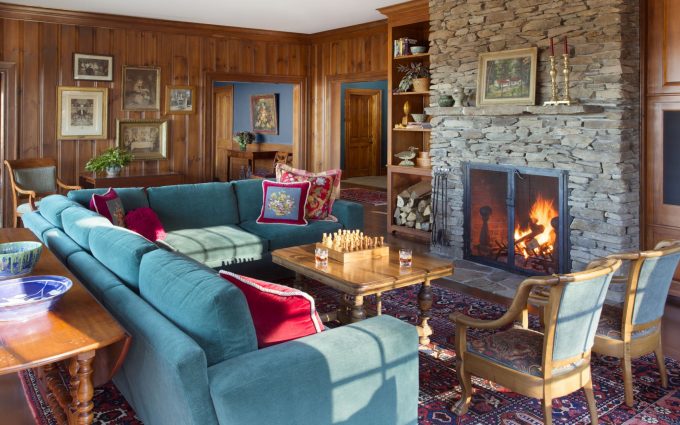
[{"x1": 464, "y1": 163, "x2": 569, "y2": 275}]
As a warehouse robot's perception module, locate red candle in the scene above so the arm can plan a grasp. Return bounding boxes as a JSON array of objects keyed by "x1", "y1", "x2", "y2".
[
  {"x1": 550, "y1": 37, "x2": 555, "y2": 56},
  {"x1": 564, "y1": 36, "x2": 568, "y2": 55}
]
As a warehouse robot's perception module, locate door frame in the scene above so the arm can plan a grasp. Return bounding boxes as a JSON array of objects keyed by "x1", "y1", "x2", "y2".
[
  {"x1": 326, "y1": 71, "x2": 387, "y2": 173},
  {"x1": 0, "y1": 62, "x2": 17, "y2": 228},
  {"x1": 344, "y1": 88, "x2": 382, "y2": 177},
  {"x1": 204, "y1": 73, "x2": 307, "y2": 181}
]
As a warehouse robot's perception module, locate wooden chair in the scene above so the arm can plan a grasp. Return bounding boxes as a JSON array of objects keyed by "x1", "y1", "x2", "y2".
[
  {"x1": 4, "y1": 158, "x2": 81, "y2": 227},
  {"x1": 250, "y1": 151, "x2": 292, "y2": 179},
  {"x1": 591, "y1": 240, "x2": 680, "y2": 407},
  {"x1": 451, "y1": 258, "x2": 621, "y2": 425}
]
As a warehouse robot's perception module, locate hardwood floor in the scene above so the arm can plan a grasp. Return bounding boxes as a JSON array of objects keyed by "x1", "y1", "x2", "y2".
[{"x1": 355, "y1": 188, "x2": 680, "y2": 361}]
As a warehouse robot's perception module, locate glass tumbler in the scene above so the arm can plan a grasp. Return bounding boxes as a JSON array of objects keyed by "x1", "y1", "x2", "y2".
[
  {"x1": 399, "y1": 248, "x2": 413, "y2": 268},
  {"x1": 315, "y1": 247, "x2": 329, "y2": 268}
]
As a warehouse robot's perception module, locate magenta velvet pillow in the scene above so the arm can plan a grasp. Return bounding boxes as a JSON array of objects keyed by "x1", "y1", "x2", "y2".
[
  {"x1": 256, "y1": 180, "x2": 311, "y2": 226},
  {"x1": 90, "y1": 188, "x2": 125, "y2": 227},
  {"x1": 124, "y1": 208, "x2": 167, "y2": 241}
]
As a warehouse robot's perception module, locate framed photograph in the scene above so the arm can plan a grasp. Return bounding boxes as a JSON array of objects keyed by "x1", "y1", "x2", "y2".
[
  {"x1": 250, "y1": 94, "x2": 278, "y2": 134},
  {"x1": 57, "y1": 86, "x2": 108, "y2": 140},
  {"x1": 476, "y1": 47, "x2": 537, "y2": 106},
  {"x1": 73, "y1": 53, "x2": 113, "y2": 81},
  {"x1": 122, "y1": 66, "x2": 161, "y2": 111},
  {"x1": 165, "y1": 85, "x2": 195, "y2": 114},
  {"x1": 116, "y1": 119, "x2": 169, "y2": 160}
]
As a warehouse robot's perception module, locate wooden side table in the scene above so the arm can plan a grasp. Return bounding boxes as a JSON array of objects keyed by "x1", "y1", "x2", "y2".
[
  {"x1": 79, "y1": 171, "x2": 184, "y2": 188},
  {"x1": 227, "y1": 149, "x2": 278, "y2": 181},
  {"x1": 0, "y1": 228, "x2": 129, "y2": 425}
]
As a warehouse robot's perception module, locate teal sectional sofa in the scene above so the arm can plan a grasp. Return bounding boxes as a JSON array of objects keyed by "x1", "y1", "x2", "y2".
[{"x1": 21, "y1": 181, "x2": 419, "y2": 425}]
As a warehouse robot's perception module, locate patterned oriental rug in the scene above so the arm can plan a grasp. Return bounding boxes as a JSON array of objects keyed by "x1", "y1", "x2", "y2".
[
  {"x1": 19, "y1": 281, "x2": 680, "y2": 425},
  {"x1": 339, "y1": 187, "x2": 388, "y2": 206}
]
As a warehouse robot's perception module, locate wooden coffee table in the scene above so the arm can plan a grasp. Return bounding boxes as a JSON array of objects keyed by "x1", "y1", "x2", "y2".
[
  {"x1": 272, "y1": 244, "x2": 453, "y2": 344},
  {"x1": 0, "y1": 228, "x2": 129, "y2": 425}
]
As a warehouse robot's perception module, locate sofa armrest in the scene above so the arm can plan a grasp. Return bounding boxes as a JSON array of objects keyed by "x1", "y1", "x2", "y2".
[
  {"x1": 332, "y1": 199, "x2": 364, "y2": 230},
  {"x1": 208, "y1": 315, "x2": 418, "y2": 425}
]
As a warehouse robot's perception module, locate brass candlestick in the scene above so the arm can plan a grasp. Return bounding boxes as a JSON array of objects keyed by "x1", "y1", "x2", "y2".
[
  {"x1": 560, "y1": 53, "x2": 573, "y2": 105},
  {"x1": 543, "y1": 55, "x2": 559, "y2": 106}
]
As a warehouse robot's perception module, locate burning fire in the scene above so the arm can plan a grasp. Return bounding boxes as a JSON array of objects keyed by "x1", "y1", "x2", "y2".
[{"x1": 514, "y1": 195, "x2": 558, "y2": 259}]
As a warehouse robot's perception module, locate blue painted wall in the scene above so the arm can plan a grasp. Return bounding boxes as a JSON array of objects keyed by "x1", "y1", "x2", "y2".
[
  {"x1": 214, "y1": 81, "x2": 294, "y2": 144},
  {"x1": 340, "y1": 80, "x2": 388, "y2": 171}
]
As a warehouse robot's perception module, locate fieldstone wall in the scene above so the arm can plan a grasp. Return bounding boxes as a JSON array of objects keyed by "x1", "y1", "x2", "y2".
[{"x1": 427, "y1": 0, "x2": 640, "y2": 274}]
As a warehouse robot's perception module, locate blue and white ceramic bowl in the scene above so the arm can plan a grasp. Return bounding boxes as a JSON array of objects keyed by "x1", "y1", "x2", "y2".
[
  {"x1": 0, "y1": 241, "x2": 43, "y2": 278},
  {"x1": 0, "y1": 275, "x2": 72, "y2": 321}
]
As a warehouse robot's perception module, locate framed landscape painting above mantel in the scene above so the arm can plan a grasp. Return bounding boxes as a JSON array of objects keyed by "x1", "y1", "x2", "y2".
[
  {"x1": 251, "y1": 93, "x2": 278, "y2": 134},
  {"x1": 476, "y1": 47, "x2": 537, "y2": 106}
]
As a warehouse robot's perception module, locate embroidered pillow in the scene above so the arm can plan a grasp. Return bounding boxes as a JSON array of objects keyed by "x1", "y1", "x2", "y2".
[
  {"x1": 276, "y1": 164, "x2": 342, "y2": 221},
  {"x1": 90, "y1": 188, "x2": 126, "y2": 227},
  {"x1": 124, "y1": 208, "x2": 167, "y2": 241},
  {"x1": 219, "y1": 271, "x2": 323, "y2": 348},
  {"x1": 257, "y1": 180, "x2": 310, "y2": 226}
]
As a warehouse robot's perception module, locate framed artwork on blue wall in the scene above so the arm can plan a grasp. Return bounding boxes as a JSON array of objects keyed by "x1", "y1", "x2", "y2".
[{"x1": 250, "y1": 93, "x2": 278, "y2": 134}]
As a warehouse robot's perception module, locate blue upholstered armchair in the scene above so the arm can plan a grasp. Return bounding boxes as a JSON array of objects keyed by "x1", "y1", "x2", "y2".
[
  {"x1": 451, "y1": 258, "x2": 621, "y2": 425},
  {"x1": 593, "y1": 240, "x2": 680, "y2": 407}
]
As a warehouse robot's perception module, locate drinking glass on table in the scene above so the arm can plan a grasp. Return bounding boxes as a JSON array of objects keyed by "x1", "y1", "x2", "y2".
[
  {"x1": 399, "y1": 248, "x2": 413, "y2": 268},
  {"x1": 315, "y1": 247, "x2": 329, "y2": 268}
]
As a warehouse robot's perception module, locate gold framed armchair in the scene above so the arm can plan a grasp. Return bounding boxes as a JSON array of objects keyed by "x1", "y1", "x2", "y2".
[
  {"x1": 451, "y1": 258, "x2": 621, "y2": 425},
  {"x1": 592, "y1": 240, "x2": 680, "y2": 407},
  {"x1": 4, "y1": 158, "x2": 81, "y2": 227}
]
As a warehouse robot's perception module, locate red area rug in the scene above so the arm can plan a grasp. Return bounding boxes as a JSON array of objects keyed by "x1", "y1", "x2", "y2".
[
  {"x1": 340, "y1": 187, "x2": 388, "y2": 206},
  {"x1": 19, "y1": 281, "x2": 680, "y2": 425}
]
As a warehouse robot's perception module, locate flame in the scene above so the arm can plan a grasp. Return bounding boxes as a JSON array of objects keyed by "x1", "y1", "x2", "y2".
[{"x1": 514, "y1": 195, "x2": 558, "y2": 259}]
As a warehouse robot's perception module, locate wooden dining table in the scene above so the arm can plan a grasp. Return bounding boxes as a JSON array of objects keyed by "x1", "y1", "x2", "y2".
[{"x1": 0, "y1": 228, "x2": 129, "y2": 425}]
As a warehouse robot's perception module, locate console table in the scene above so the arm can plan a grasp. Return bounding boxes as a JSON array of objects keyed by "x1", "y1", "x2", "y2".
[
  {"x1": 79, "y1": 171, "x2": 184, "y2": 188},
  {"x1": 0, "y1": 228, "x2": 129, "y2": 424},
  {"x1": 227, "y1": 149, "x2": 278, "y2": 181}
]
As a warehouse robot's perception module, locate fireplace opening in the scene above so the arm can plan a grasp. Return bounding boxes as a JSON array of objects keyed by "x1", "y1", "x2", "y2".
[{"x1": 464, "y1": 163, "x2": 569, "y2": 275}]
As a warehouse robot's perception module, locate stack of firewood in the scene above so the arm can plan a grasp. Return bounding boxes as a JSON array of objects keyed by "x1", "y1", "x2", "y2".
[{"x1": 393, "y1": 181, "x2": 432, "y2": 231}]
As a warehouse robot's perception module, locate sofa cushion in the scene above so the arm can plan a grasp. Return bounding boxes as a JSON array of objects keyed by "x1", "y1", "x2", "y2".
[
  {"x1": 219, "y1": 271, "x2": 323, "y2": 348},
  {"x1": 163, "y1": 225, "x2": 268, "y2": 268},
  {"x1": 38, "y1": 195, "x2": 81, "y2": 228},
  {"x1": 256, "y1": 180, "x2": 310, "y2": 226},
  {"x1": 89, "y1": 226, "x2": 157, "y2": 291},
  {"x1": 277, "y1": 165, "x2": 341, "y2": 221},
  {"x1": 21, "y1": 211, "x2": 54, "y2": 242},
  {"x1": 146, "y1": 182, "x2": 239, "y2": 231},
  {"x1": 42, "y1": 227, "x2": 83, "y2": 262},
  {"x1": 139, "y1": 249, "x2": 257, "y2": 366},
  {"x1": 62, "y1": 207, "x2": 113, "y2": 250},
  {"x1": 68, "y1": 187, "x2": 149, "y2": 211},
  {"x1": 125, "y1": 207, "x2": 167, "y2": 241},
  {"x1": 67, "y1": 251, "x2": 125, "y2": 299},
  {"x1": 239, "y1": 219, "x2": 342, "y2": 250},
  {"x1": 90, "y1": 188, "x2": 126, "y2": 227},
  {"x1": 232, "y1": 179, "x2": 264, "y2": 223}
]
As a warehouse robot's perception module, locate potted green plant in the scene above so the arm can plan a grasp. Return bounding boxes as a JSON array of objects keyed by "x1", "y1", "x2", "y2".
[
  {"x1": 85, "y1": 147, "x2": 133, "y2": 177},
  {"x1": 397, "y1": 62, "x2": 431, "y2": 93},
  {"x1": 234, "y1": 131, "x2": 255, "y2": 151}
]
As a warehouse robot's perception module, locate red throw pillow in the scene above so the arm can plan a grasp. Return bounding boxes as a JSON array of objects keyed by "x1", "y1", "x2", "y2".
[
  {"x1": 257, "y1": 180, "x2": 311, "y2": 226},
  {"x1": 219, "y1": 271, "x2": 323, "y2": 348},
  {"x1": 124, "y1": 207, "x2": 167, "y2": 241},
  {"x1": 90, "y1": 188, "x2": 126, "y2": 227},
  {"x1": 276, "y1": 164, "x2": 342, "y2": 221}
]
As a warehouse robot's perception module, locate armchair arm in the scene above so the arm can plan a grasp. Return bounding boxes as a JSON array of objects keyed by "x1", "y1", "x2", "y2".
[
  {"x1": 57, "y1": 179, "x2": 82, "y2": 191},
  {"x1": 208, "y1": 316, "x2": 418, "y2": 425},
  {"x1": 13, "y1": 184, "x2": 38, "y2": 210}
]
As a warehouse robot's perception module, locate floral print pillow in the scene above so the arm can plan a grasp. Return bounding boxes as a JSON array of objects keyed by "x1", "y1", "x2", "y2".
[
  {"x1": 256, "y1": 180, "x2": 311, "y2": 226},
  {"x1": 276, "y1": 164, "x2": 342, "y2": 221}
]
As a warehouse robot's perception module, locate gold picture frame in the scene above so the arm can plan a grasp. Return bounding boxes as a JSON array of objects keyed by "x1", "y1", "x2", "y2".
[
  {"x1": 116, "y1": 119, "x2": 169, "y2": 160},
  {"x1": 165, "y1": 85, "x2": 195, "y2": 114},
  {"x1": 122, "y1": 66, "x2": 161, "y2": 111},
  {"x1": 57, "y1": 86, "x2": 108, "y2": 140},
  {"x1": 476, "y1": 47, "x2": 537, "y2": 106}
]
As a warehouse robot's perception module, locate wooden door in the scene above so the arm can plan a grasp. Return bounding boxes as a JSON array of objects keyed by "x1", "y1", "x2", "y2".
[
  {"x1": 344, "y1": 89, "x2": 381, "y2": 178},
  {"x1": 645, "y1": 0, "x2": 680, "y2": 295},
  {"x1": 214, "y1": 86, "x2": 233, "y2": 182}
]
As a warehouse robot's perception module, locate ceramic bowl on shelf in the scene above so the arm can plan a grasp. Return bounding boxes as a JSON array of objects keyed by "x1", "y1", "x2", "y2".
[
  {"x1": 411, "y1": 113, "x2": 427, "y2": 123},
  {"x1": 0, "y1": 241, "x2": 43, "y2": 279},
  {"x1": 410, "y1": 46, "x2": 427, "y2": 54},
  {"x1": 0, "y1": 275, "x2": 72, "y2": 321}
]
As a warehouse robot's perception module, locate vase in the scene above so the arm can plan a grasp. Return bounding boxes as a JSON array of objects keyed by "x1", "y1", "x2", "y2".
[
  {"x1": 412, "y1": 77, "x2": 430, "y2": 93},
  {"x1": 438, "y1": 95, "x2": 454, "y2": 107},
  {"x1": 239, "y1": 145, "x2": 247, "y2": 152},
  {"x1": 452, "y1": 86, "x2": 465, "y2": 107},
  {"x1": 105, "y1": 165, "x2": 121, "y2": 177}
]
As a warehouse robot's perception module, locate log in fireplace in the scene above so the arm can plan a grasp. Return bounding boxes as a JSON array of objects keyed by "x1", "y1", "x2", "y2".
[{"x1": 464, "y1": 163, "x2": 569, "y2": 275}]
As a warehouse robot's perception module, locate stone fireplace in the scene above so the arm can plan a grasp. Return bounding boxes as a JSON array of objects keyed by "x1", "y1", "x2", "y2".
[{"x1": 426, "y1": 0, "x2": 641, "y2": 275}]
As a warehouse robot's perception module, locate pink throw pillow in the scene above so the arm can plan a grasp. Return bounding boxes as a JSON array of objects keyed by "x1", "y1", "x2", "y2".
[
  {"x1": 90, "y1": 188, "x2": 126, "y2": 227},
  {"x1": 219, "y1": 271, "x2": 323, "y2": 348},
  {"x1": 256, "y1": 180, "x2": 310, "y2": 226},
  {"x1": 276, "y1": 164, "x2": 341, "y2": 221},
  {"x1": 124, "y1": 208, "x2": 167, "y2": 241}
]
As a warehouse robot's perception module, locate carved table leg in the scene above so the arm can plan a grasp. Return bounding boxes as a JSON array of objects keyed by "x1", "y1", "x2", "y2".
[
  {"x1": 68, "y1": 351, "x2": 96, "y2": 425},
  {"x1": 350, "y1": 295, "x2": 366, "y2": 323},
  {"x1": 41, "y1": 363, "x2": 68, "y2": 425},
  {"x1": 375, "y1": 292, "x2": 383, "y2": 316},
  {"x1": 68, "y1": 357, "x2": 80, "y2": 420},
  {"x1": 418, "y1": 278, "x2": 434, "y2": 345}
]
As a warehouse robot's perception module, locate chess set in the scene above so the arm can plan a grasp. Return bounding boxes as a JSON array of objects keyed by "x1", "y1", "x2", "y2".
[{"x1": 317, "y1": 230, "x2": 389, "y2": 263}]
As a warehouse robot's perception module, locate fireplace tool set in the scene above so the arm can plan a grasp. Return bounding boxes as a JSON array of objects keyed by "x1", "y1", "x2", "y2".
[{"x1": 431, "y1": 167, "x2": 450, "y2": 248}]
